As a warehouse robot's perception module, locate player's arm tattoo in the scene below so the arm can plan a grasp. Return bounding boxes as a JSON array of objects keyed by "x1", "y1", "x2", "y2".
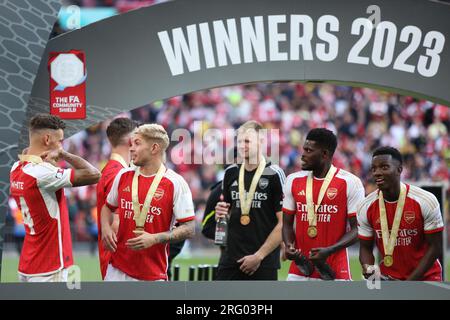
[
  {"x1": 156, "y1": 220, "x2": 196, "y2": 244},
  {"x1": 61, "y1": 150, "x2": 100, "y2": 186}
]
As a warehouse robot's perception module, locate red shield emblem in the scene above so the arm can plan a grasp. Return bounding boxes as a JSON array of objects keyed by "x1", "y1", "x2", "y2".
[
  {"x1": 154, "y1": 188, "x2": 164, "y2": 201},
  {"x1": 327, "y1": 188, "x2": 338, "y2": 200},
  {"x1": 404, "y1": 211, "x2": 415, "y2": 224}
]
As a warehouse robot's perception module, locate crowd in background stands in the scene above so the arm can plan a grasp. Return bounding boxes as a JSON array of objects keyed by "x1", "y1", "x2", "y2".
[
  {"x1": 6, "y1": 83, "x2": 450, "y2": 252},
  {"x1": 7, "y1": 0, "x2": 450, "y2": 252}
]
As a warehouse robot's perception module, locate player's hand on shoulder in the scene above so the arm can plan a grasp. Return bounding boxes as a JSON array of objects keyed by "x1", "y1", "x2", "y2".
[{"x1": 40, "y1": 148, "x2": 64, "y2": 166}]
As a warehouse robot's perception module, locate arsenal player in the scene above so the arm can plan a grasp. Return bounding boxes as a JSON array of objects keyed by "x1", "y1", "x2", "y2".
[
  {"x1": 214, "y1": 121, "x2": 285, "y2": 280},
  {"x1": 9, "y1": 114, "x2": 100, "y2": 282},
  {"x1": 358, "y1": 146, "x2": 444, "y2": 281},
  {"x1": 101, "y1": 124, "x2": 195, "y2": 281},
  {"x1": 96, "y1": 118, "x2": 136, "y2": 280},
  {"x1": 282, "y1": 128, "x2": 365, "y2": 280}
]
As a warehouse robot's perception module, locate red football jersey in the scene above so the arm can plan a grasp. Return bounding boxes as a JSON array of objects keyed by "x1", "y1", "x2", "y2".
[
  {"x1": 9, "y1": 156, "x2": 74, "y2": 276},
  {"x1": 96, "y1": 159, "x2": 126, "y2": 279},
  {"x1": 105, "y1": 167, "x2": 195, "y2": 281},
  {"x1": 283, "y1": 168, "x2": 365, "y2": 280},
  {"x1": 357, "y1": 184, "x2": 444, "y2": 281}
]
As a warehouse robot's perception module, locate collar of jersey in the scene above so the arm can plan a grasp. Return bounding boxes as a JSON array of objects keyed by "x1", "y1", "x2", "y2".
[
  {"x1": 19, "y1": 154, "x2": 43, "y2": 164},
  {"x1": 137, "y1": 168, "x2": 166, "y2": 178},
  {"x1": 139, "y1": 173, "x2": 158, "y2": 178},
  {"x1": 239, "y1": 159, "x2": 271, "y2": 171},
  {"x1": 376, "y1": 189, "x2": 403, "y2": 204}
]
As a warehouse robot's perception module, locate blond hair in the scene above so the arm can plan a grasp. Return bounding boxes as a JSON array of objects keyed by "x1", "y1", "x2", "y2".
[
  {"x1": 237, "y1": 120, "x2": 263, "y2": 135},
  {"x1": 133, "y1": 124, "x2": 170, "y2": 151}
]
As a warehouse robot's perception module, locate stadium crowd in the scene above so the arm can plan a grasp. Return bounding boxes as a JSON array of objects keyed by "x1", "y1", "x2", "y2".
[
  {"x1": 6, "y1": 1, "x2": 450, "y2": 252},
  {"x1": 5, "y1": 83, "x2": 450, "y2": 251}
]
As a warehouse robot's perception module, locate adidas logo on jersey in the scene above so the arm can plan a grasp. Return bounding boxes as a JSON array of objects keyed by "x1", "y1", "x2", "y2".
[
  {"x1": 298, "y1": 190, "x2": 305, "y2": 196},
  {"x1": 231, "y1": 181, "x2": 238, "y2": 187},
  {"x1": 123, "y1": 186, "x2": 131, "y2": 192}
]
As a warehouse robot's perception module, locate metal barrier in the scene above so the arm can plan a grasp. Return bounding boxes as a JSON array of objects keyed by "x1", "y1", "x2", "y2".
[{"x1": 172, "y1": 264, "x2": 219, "y2": 281}]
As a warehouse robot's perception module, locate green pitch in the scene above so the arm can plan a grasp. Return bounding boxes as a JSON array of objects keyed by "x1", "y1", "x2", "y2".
[{"x1": 2, "y1": 254, "x2": 449, "y2": 282}]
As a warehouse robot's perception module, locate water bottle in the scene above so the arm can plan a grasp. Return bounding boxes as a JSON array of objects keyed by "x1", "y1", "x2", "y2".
[
  {"x1": 294, "y1": 252, "x2": 314, "y2": 276},
  {"x1": 214, "y1": 217, "x2": 228, "y2": 246},
  {"x1": 313, "y1": 260, "x2": 336, "y2": 280}
]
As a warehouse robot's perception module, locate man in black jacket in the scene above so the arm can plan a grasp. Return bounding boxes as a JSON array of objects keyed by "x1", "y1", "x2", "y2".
[{"x1": 201, "y1": 147, "x2": 238, "y2": 240}]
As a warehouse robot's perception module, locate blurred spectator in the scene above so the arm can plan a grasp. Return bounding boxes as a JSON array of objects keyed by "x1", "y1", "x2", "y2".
[
  {"x1": 19, "y1": 1, "x2": 442, "y2": 257},
  {"x1": 16, "y1": 82, "x2": 442, "y2": 250},
  {"x1": 8, "y1": 198, "x2": 25, "y2": 255},
  {"x1": 19, "y1": 0, "x2": 450, "y2": 249}
]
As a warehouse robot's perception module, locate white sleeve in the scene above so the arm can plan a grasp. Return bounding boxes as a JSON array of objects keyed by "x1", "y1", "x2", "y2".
[
  {"x1": 347, "y1": 176, "x2": 365, "y2": 216},
  {"x1": 282, "y1": 175, "x2": 296, "y2": 214},
  {"x1": 173, "y1": 176, "x2": 195, "y2": 222},
  {"x1": 271, "y1": 164, "x2": 286, "y2": 210},
  {"x1": 27, "y1": 163, "x2": 73, "y2": 192},
  {"x1": 106, "y1": 169, "x2": 125, "y2": 208},
  {"x1": 357, "y1": 199, "x2": 374, "y2": 239},
  {"x1": 420, "y1": 192, "x2": 444, "y2": 233}
]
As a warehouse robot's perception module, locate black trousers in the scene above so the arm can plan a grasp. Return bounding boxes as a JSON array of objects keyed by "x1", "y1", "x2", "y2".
[{"x1": 216, "y1": 266, "x2": 278, "y2": 280}]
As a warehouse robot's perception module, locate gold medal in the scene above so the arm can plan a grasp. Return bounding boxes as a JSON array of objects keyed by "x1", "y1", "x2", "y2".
[
  {"x1": 383, "y1": 256, "x2": 394, "y2": 267},
  {"x1": 238, "y1": 157, "x2": 266, "y2": 227},
  {"x1": 378, "y1": 183, "x2": 407, "y2": 270},
  {"x1": 306, "y1": 166, "x2": 337, "y2": 240},
  {"x1": 132, "y1": 164, "x2": 166, "y2": 231},
  {"x1": 307, "y1": 226, "x2": 317, "y2": 238},
  {"x1": 240, "y1": 215, "x2": 250, "y2": 225},
  {"x1": 238, "y1": 157, "x2": 266, "y2": 218},
  {"x1": 384, "y1": 255, "x2": 394, "y2": 267}
]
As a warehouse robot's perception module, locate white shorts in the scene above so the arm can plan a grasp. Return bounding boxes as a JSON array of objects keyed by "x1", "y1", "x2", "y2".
[
  {"x1": 104, "y1": 264, "x2": 140, "y2": 281},
  {"x1": 19, "y1": 269, "x2": 68, "y2": 282},
  {"x1": 104, "y1": 264, "x2": 167, "y2": 281},
  {"x1": 287, "y1": 273, "x2": 323, "y2": 281},
  {"x1": 286, "y1": 273, "x2": 350, "y2": 281}
]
